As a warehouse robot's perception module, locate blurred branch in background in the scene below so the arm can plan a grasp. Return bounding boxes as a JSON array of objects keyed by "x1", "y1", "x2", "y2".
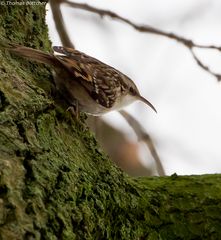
[
  {"x1": 50, "y1": 0, "x2": 75, "y2": 48},
  {"x1": 63, "y1": 0, "x2": 221, "y2": 81},
  {"x1": 190, "y1": 48, "x2": 221, "y2": 80},
  {"x1": 119, "y1": 110, "x2": 165, "y2": 176},
  {"x1": 87, "y1": 117, "x2": 154, "y2": 176}
]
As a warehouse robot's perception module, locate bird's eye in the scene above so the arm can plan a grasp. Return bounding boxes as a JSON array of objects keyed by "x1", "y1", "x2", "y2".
[{"x1": 129, "y1": 87, "x2": 136, "y2": 95}]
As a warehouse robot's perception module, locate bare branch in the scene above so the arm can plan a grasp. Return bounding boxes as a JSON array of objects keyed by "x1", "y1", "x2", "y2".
[
  {"x1": 50, "y1": 0, "x2": 75, "y2": 48},
  {"x1": 63, "y1": 0, "x2": 221, "y2": 81},
  {"x1": 119, "y1": 110, "x2": 165, "y2": 176},
  {"x1": 190, "y1": 48, "x2": 221, "y2": 81}
]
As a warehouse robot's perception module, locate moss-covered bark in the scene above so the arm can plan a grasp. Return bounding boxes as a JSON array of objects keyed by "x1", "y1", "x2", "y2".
[{"x1": 0, "y1": 2, "x2": 221, "y2": 240}]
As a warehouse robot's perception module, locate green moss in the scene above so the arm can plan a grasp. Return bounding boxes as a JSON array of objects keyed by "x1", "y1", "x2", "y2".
[{"x1": 1, "y1": 1, "x2": 221, "y2": 240}]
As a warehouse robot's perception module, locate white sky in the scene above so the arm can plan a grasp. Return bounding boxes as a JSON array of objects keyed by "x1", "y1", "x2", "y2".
[{"x1": 46, "y1": 0, "x2": 221, "y2": 175}]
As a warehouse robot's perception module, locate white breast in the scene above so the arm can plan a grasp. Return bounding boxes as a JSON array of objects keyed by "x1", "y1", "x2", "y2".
[{"x1": 113, "y1": 94, "x2": 137, "y2": 110}]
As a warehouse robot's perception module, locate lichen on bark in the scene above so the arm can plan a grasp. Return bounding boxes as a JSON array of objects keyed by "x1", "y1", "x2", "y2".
[{"x1": 0, "y1": 2, "x2": 221, "y2": 240}]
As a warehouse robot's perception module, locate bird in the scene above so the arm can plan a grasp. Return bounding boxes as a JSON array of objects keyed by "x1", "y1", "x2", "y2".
[{"x1": 0, "y1": 42, "x2": 156, "y2": 115}]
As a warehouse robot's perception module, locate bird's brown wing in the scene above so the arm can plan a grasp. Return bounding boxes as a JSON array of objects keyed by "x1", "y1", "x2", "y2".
[{"x1": 53, "y1": 46, "x2": 125, "y2": 108}]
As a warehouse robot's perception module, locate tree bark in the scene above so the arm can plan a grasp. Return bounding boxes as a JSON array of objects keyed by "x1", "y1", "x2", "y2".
[{"x1": 0, "y1": 2, "x2": 221, "y2": 240}]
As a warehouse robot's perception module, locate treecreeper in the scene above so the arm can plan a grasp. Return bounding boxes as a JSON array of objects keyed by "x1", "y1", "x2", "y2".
[{"x1": 0, "y1": 42, "x2": 156, "y2": 115}]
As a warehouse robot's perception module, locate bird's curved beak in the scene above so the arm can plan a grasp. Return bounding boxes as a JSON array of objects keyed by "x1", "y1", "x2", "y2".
[{"x1": 139, "y1": 95, "x2": 157, "y2": 113}]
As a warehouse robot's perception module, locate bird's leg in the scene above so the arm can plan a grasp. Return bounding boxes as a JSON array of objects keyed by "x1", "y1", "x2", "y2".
[{"x1": 66, "y1": 99, "x2": 79, "y2": 119}]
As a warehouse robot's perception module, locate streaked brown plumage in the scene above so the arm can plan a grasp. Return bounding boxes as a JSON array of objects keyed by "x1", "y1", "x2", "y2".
[{"x1": 1, "y1": 43, "x2": 156, "y2": 115}]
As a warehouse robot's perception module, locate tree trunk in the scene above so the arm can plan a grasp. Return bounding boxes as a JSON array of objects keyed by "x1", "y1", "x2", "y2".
[{"x1": 0, "y1": 2, "x2": 221, "y2": 240}]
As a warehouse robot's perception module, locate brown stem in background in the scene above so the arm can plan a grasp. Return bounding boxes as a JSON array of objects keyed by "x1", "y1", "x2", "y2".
[
  {"x1": 119, "y1": 110, "x2": 165, "y2": 176},
  {"x1": 50, "y1": 0, "x2": 75, "y2": 48},
  {"x1": 63, "y1": 0, "x2": 221, "y2": 81},
  {"x1": 190, "y1": 48, "x2": 221, "y2": 81}
]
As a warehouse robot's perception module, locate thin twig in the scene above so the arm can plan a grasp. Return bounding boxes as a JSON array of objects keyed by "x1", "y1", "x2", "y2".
[
  {"x1": 63, "y1": 0, "x2": 221, "y2": 81},
  {"x1": 190, "y1": 48, "x2": 221, "y2": 81},
  {"x1": 50, "y1": 0, "x2": 75, "y2": 48},
  {"x1": 63, "y1": 1, "x2": 221, "y2": 50},
  {"x1": 119, "y1": 110, "x2": 165, "y2": 176}
]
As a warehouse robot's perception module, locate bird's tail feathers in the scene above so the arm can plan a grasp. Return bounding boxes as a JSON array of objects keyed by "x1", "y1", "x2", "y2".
[{"x1": 0, "y1": 39, "x2": 55, "y2": 66}]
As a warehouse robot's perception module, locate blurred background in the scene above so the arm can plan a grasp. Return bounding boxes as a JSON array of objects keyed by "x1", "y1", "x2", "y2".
[{"x1": 46, "y1": 0, "x2": 221, "y2": 176}]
